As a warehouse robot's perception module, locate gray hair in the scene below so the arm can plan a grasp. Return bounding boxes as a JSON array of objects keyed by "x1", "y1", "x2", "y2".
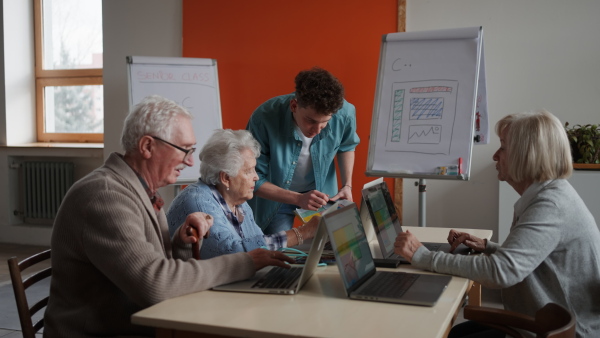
[
  {"x1": 496, "y1": 109, "x2": 572, "y2": 183},
  {"x1": 199, "y1": 129, "x2": 260, "y2": 185},
  {"x1": 120, "y1": 95, "x2": 193, "y2": 153}
]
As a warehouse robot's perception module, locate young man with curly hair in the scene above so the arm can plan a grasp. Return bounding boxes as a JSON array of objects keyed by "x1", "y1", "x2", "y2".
[{"x1": 246, "y1": 67, "x2": 360, "y2": 234}]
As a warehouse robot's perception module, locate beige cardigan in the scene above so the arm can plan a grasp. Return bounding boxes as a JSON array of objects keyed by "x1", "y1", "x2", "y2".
[{"x1": 44, "y1": 153, "x2": 255, "y2": 337}]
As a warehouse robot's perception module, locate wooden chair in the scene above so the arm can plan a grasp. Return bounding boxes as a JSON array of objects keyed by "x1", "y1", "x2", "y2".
[
  {"x1": 463, "y1": 302, "x2": 576, "y2": 338},
  {"x1": 7, "y1": 249, "x2": 52, "y2": 338}
]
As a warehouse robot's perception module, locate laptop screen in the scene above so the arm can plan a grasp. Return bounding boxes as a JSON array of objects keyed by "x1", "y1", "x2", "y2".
[
  {"x1": 323, "y1": 204, "x2": 376, "y2": 291},
  {"x1": 361, "y1": 182, "x2": 403, "y2": 258}
]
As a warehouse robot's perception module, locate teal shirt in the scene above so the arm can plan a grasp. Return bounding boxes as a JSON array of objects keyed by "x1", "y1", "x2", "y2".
[{"x1": 246, "y1": 93, "x2": 360, "y2": 231}]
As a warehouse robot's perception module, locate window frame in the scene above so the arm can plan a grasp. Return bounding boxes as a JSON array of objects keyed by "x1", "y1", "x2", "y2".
[{"x1": 33, "y1": 0, "x2": 104, "y2": 143}]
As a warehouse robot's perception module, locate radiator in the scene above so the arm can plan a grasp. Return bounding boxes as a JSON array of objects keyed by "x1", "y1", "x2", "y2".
[{"x1": 23, "y1": 161, "x2": 74, "y2": 220}]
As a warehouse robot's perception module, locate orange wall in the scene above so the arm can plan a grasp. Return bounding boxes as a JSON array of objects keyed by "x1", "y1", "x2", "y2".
[{"x1": 182, "y1": 0, "x2": 397, "y2": 202}]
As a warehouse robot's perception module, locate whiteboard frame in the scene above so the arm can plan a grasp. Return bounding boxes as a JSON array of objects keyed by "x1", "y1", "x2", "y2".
[
  {"x1": 366, "y1": 27, "x2": 484, "y2": 181},
  {"x1": 126, "y1": 55, "x2": 223, "y2": 184}
]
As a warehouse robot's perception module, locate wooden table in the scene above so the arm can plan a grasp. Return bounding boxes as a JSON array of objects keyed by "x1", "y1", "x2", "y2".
[{"x1": 132, "y1": 227, "x2": 493, "y2": 338}]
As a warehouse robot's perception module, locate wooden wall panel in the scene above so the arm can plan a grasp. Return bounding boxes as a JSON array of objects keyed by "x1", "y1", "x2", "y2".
[{"x1": 394, "y1": 0, "x2": 406, "y2": 219}]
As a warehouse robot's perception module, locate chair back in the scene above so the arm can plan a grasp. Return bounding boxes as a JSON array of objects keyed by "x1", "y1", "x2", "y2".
[
  {"x1": 535, "y1": 303, "x2": 576, "y2": 338},
  {"x1": 464, "y1": 302, "x2": 576, "y2": 338},
  {"x1": 7, "y1": 249, "x2": 52, "y2": 338}
]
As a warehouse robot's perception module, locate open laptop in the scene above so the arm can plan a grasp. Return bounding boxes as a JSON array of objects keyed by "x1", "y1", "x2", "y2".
[
  {"x1": 359, "y1": 177, "x2": 384, "y2": 243},
  {"x1": 322, "y1": 203, "x2": 452, "y2": 306},
  {"x1": 212, "y1": 220, "x2": 328, "y2": 295},
  {"x1": 362, "y1": 181, "x2": 472, "y2": 267}
]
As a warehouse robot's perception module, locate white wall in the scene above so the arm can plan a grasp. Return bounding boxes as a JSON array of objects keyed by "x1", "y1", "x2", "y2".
[
  {"x1": 102, "y1": 0, "x2": 183, "y2": 157},
  {"x1": 102, "y1": 0, "x2": 183, "y2": 209},
  {"x1": 403, "y1": 0, "x2": 600, "y2": 241},
  {"x1": 0, "y1": 1, "x2": 182, "y2": 245},
  {"x1": 2, "y1": 0, "x2": 35, "y2": 145}
]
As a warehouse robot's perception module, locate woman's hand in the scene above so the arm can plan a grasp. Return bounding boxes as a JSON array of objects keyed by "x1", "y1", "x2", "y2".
[
  {"x1": 393, "y1": 230, "x2": 423, "y2": 263},
  {"x1": 447, "y1": 229, "x2": 486, "y2": 252},
  {"x1": 300, "y1": 216, "x2": 320, "y2": 240},
  {"x1": 247, "y1": 249, "x2": 296, "y2": 270},
  {"x1": 285, "y1": 216, "x2": 321, "y2": 247}
]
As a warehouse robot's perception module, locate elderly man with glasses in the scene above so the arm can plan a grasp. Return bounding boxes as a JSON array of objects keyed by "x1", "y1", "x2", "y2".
[{"x1": 44, "y1": 95, "x2": 293, "y2": 338}]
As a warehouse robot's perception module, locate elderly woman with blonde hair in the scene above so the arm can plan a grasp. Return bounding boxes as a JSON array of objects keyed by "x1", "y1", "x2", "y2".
[
  {"x1": 395, "y1": 110, "x2": 600, "y2": 337},
  {"x1": 167, "y1": 129, "x2": 319, "y2": 259}
]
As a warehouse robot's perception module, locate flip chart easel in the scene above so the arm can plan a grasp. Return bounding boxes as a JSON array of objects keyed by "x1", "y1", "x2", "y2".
[
  {"x1": 365, "y1": 27, "x2": 487, "y2": 226},
  {"x1": 127, "y1": 56, "x2": 223, "y2": 184}
]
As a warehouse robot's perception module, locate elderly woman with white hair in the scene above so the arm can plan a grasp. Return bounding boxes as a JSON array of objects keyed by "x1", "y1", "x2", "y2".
[
  {"x1": 394, "y1": 110, "x2": 600, "y2": 337},
  {"x1": 167, "y1": 129, "x2": 320, "y2": 259}
]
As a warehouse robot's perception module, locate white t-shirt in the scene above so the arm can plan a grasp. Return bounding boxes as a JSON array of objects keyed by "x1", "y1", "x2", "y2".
[{"x1": 289, "y1": 124, "x2": 315, "y2": 192}]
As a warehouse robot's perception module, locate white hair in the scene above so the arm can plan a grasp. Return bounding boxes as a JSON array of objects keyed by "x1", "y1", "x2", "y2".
[
  {"x1": 496, "y1": 109, "x2": 572, "y2": 183},
  {"x1": 120, "y1": 95, "x2": 192, "y2": 153},
  {"x1": 199, "y1": 129, "x2": 260, "y2": 185}
]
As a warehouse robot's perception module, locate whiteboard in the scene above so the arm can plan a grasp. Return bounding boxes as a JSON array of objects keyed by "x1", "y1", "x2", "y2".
[
  {"x1": 366, "y1": 27, "x2": 486, "y2": 180},
  {"x1": 127, "y1": 56, "x2": 222, "y2": 183}
]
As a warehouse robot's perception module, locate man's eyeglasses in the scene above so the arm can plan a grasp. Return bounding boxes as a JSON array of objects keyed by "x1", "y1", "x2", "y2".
[{"x1": 151, "y1": 136, "x2": 196, "y2": 161}]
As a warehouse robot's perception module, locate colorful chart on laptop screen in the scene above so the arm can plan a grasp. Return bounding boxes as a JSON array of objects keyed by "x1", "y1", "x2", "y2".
[
  {"x1": 365, "y1": 189, "x2": 396, "y2": 253},
  {"x1": 327, "y1": 209, "x2": 375, "y2": 288}
]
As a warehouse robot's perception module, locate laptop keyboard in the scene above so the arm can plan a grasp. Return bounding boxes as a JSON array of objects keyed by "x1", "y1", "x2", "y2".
[
  {"x1": 252, "y1": 267, "x2": 303, "y2": 289},
  {"x1": 424, "y1": 243, "x2": 441, "y2": 251},
  {"x1": 391, "y1": 253, "x2": 405, "y2": 260},
  {"x1": 389, "y1": 244, "x2": 439, "y2": 259},
  {"x1": 358, "y1": 272, "x2": 419, "y2": 298}
]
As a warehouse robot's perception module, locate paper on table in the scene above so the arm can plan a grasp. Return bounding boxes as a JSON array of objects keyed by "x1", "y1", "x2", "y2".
[{"x1": 294, "y1": 200, "x2": 351, "y2": 223}]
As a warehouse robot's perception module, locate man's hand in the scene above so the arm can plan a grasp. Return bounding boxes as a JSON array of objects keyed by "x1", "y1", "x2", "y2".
[
  {"x1": 247, "y1": 249, "x2": 296, "y2": 271},
  {"x1": 447, "y1": 230, "x2": 486, "y2": 252},
  {"x1": 393, "y1": 230, "x2": 423, "y2": 263},
  {"x1": 179, "y1": 212, "x2": 213, "y2": 244},
  {"x1": 330, "y1": 185, "x2": 353, "y2": 202},
  {"x1": 297, "y1": 190, "x2": 329, "y2": 211}
]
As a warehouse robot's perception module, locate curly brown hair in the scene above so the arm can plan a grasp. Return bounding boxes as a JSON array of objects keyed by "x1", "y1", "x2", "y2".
[{"x1": 294, "y1": 67, "x2": 344, "y2": 115}]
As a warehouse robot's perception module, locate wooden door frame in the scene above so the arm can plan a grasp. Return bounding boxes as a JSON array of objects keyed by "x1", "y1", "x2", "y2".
[{"x1": 393, "y1": 0, "x2": 406, "y2": 219}]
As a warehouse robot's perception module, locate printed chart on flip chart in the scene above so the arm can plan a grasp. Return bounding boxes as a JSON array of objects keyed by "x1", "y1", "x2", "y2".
[{"x1": 366, "y1": 27, "x2": 488, "y2": 180}]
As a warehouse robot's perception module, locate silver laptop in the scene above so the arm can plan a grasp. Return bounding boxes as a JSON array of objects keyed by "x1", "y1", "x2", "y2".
[
  {"x1": 361, "y1": 181, "x2": 472, "y2": 268},
  {"x1": 359, "y1": 177, "x2": 384, "y2": 243},
  {"x1": 212, "y1": 220, "x2": 328, "y2": 295},
  {"x1": 323, "y1": 202, "x2": 451, "y2": 307}
]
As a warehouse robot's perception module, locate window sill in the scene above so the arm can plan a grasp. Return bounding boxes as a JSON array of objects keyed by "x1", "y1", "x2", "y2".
[{"x1": 1, "y1": 142, "x2": 104, "y2": 149}]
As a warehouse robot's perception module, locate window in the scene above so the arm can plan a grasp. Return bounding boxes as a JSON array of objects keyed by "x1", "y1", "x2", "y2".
[{"x1": 34, "y1": 0, "x2": 103, "y2": 143}]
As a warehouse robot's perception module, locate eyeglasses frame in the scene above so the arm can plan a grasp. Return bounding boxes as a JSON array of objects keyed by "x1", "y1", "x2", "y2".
[{"x1": 150, "y1": 136, "x2": 196, "y2": 161}]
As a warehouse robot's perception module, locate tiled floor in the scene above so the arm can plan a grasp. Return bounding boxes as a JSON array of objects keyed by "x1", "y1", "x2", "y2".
[{"x1": 0, "y1": 243, "x2": 50, "y2": 337}]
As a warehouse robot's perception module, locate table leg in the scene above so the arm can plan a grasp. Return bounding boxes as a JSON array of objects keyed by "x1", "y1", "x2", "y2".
[{"x1": 468, "y1": 281, "x2": 482, "y2": 306}]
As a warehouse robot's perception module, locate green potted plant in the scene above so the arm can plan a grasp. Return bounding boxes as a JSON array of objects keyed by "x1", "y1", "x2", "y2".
[{"x1": 564, "y1": 122, "x2": 600, "y2": 166}]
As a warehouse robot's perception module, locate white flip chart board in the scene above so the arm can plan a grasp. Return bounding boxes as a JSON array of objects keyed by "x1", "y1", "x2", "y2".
[
  {"x1": 366, "y1": 27, "x2": 487, "y2": 180},
  {"x1": 127, "y1": 56, "x2": 222, "y2": 183}
]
